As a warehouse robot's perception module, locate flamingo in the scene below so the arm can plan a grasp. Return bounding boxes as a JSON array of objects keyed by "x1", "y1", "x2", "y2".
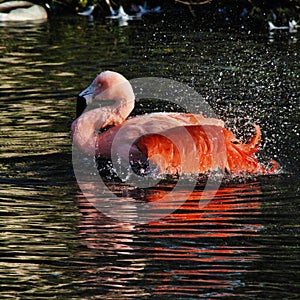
[{"x1": 71, "y1": 71, "x2": 276, "y2": 175}]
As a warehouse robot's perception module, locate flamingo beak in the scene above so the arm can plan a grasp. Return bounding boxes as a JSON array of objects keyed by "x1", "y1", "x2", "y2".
[
  {"x1": 76, "y1": 95, "x2": 87, "y2": 118},
  {"x1": 79, "y1": 80, "x2": 96, "y2": 104},
  {"x1": 76, "y1": 80, "x2": 97, "y2": 117}
]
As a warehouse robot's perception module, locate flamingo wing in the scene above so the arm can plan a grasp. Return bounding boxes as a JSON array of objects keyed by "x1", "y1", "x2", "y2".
[
  {"x1": 93, "y1": 113, "x2": 276, "y2": 175},
  {"x1": 135, "y1": 124, "x2": 273, "y2": 175}
]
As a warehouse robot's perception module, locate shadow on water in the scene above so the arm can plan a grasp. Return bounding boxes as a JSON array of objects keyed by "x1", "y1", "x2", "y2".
[{"x1": 0, "y1": 16, "x2": 299, "y2": 299}]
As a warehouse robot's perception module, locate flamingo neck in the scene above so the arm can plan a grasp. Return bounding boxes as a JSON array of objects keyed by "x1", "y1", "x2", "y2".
[
  {"x1": 72, "y1": 96, "x2": 134, "y2": 156},
  {"x1": 109, "y1": 97, "x2": 134, "y2": 123}
]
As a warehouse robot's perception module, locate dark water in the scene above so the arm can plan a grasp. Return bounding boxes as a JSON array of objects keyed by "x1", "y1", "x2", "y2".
[{"x1": 0, "y1": 17, "x2": 299, "y2": 299}]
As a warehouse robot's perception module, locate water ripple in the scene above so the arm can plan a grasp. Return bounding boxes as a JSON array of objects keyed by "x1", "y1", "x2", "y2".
[{"x1": 0, "y1": 17, "x2": 299, "y2": 299}]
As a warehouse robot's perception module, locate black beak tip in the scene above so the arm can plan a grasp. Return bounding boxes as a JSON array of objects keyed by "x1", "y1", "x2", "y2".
[{"x1": 76, "y1": 95, "x2": 87, "y2": 118}]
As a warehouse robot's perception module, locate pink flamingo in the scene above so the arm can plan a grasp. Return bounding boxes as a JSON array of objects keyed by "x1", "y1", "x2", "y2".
[{"x1": 71, "y1": 71, "x2": 276, "y2": 175}]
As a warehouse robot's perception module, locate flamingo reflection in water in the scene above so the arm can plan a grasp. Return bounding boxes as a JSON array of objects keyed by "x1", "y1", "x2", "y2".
[{"x1": 75, "y1": 183, "x2": 263, "y2": 298}]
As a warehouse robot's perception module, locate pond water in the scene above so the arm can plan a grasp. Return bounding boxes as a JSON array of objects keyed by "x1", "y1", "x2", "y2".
[{"x1": 0, "y1": 16, "x2": 299, "y2": 299}]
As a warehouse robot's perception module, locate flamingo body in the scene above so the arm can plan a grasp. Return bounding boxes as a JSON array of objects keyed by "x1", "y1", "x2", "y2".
[{"x1": 72, "y1": 71, "x2": 276, "y2": 175}]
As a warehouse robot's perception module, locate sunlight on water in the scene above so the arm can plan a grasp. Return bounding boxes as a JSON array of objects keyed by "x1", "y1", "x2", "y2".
[{"x1": 0, "y1": 17, "x2": 299, "y2": 299}]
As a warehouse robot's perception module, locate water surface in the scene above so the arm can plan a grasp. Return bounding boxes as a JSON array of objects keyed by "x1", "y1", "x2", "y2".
[{"x1": 0, "y1": 17, "x2": 299, "y2": 299}]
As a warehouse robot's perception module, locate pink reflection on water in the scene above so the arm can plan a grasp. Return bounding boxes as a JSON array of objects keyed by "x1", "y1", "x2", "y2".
[{"x1": 74, "y1": 181, "x2": 262, "y2": 298}]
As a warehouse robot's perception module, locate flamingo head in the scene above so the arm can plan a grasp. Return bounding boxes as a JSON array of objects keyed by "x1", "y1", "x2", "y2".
[{"x1": 76, "y1": 70, "x2": 135, "y2": 118}]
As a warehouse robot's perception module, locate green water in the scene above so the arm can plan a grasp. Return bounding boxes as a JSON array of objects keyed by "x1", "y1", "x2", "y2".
[{"x1": 0, "y1": 17, "x2": 299, "y2": 299}]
